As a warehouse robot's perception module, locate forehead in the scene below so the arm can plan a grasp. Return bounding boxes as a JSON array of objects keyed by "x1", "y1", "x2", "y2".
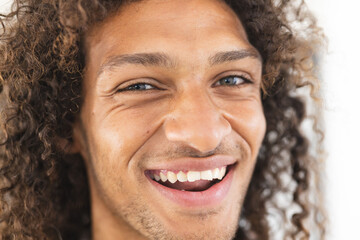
[
  {"x1": 89, "y1": 0, "x2": 246, "y2": 39},
  {"x1": 85, "y1": 0, "x2": 251, "y2": 64}
]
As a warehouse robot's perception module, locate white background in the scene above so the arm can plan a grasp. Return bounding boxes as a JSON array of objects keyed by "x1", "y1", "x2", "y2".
[
  {"x1": 1, "y1": 0, "x2": 359, "y2": 239},
  {"x1": 305, "y1": 1, "x2": 360, "y2": 239}
]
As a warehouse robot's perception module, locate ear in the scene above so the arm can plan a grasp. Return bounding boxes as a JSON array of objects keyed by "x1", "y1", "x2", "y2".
[
  {"x1": 69, "y1": 119, "x2": 85, "y2": 154},
  {"x1": 57, "y1": 120, "x2": 84, "y2": 155},
  {"x1": 56, "y1": 137, "x2": 80, "y2": 155}
]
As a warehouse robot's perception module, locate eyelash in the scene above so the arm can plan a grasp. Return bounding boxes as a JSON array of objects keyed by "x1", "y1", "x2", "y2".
[
  {"x1": 116, "y1": 74, "x2": 253, "y2": 93},
  {"x1": 212, "y1": 74, "x2": 253, "y2": 87},
  {"x1": 116, "y1": 82, "x2": 157, "y2": 93}
]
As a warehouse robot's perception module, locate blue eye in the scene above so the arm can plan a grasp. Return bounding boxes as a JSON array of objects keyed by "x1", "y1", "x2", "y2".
[
  {"x1": 118, "y1": 83, "x2": 155, "y2": 92},
  {"x1": 214, "y1": 75, "x2": 251, "y2": 87}
]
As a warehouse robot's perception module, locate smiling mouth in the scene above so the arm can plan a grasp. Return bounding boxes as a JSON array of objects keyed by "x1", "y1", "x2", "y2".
[{"x1": 146, "y1": 165, "x2": 230, "y2": 192}]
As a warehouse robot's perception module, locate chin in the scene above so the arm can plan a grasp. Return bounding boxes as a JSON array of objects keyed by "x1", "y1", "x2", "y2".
[
  {"x1": 162, "y1": 220, "x2": 238, "y2": 240},
  {"x1": 145, "y1": 200, "x2": 241, "y2": 240}
]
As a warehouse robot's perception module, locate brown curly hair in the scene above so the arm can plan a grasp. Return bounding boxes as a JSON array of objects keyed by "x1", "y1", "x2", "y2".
[{"x1": 0, "y1": 0, "x2": 326, "y2": 239}]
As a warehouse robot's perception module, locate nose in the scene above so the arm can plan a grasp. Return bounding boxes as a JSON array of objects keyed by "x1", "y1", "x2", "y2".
[{"x1": 163, "y1": 89, "x2": 231, "y2": 153}]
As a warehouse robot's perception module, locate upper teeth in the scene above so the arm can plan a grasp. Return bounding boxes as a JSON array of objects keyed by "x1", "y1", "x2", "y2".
[{"x1": 152, "y1": 166, "x2": 227, "y2": 183}]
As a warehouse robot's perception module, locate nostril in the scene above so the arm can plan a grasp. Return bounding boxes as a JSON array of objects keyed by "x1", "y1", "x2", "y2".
[
  {"x1": 163, "y1": 101, "x2": 232, "y2": 152},
  {"x1": 163, "y1": 113, "x2": 232, "y2": 153}
]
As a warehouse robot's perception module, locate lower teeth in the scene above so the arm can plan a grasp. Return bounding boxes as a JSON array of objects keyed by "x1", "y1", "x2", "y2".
[{"x1": 159, "y1": 179, "x2": 221, "y2": 192}]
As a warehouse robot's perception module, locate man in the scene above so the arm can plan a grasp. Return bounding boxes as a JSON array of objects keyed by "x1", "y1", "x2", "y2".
[{"x1": 0, "y1": 0, "x2": 326, "y2": 239}]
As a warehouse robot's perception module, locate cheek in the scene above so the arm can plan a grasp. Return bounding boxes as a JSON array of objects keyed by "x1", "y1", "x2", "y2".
[
  {"x1": 91, "y1": 104, "x2": 167, "y2": 168},
  {"x1": 223, "y1": 101, "x2": 266, "y2": 157}
]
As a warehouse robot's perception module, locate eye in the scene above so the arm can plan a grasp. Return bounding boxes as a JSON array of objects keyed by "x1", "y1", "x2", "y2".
[
  {"x1": 213, "y1": 75, "x2": 252, "y2": 87},
  {"x1": 116, "y1": 83, "x2": 156, "y2": 92}
]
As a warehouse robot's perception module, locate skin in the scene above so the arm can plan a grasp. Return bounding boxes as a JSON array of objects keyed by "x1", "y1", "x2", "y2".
[{"x1": 72, "y1": 0, "x2": 266, "y2": 239}]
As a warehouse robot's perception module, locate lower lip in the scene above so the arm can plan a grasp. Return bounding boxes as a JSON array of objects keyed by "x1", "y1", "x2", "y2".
[{"x1": 146, "y1": 166, "x2": 234, "y2": 208}]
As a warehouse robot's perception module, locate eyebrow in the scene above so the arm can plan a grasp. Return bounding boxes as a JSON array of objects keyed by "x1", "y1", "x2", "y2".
[
  {"x1": 96, "y1": 49, "x2": 262, "y2": 79},
  {"x1": 97, "y1": 52, "x2": 176, "y2": 78},
  {"x1": 208, "y1": 49, "x2": 262, "y2": 66}
]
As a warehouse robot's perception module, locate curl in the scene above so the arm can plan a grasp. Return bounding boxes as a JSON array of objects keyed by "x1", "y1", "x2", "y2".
[{"x1": 0, "y1": 0, "x2": 326, "y2": 239}]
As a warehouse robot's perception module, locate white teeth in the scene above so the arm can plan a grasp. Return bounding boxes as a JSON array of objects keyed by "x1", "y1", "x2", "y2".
[
  {"x1": 167, "y1": 171, "x2": 177, "y2": 183},
  {"x1": 200, "y1": 170, "x2": 213, "y2": 180},
  {"x1": 187, "y1": 171, "x2": 201, "y2": 182},
  {"x1": 152, "y1": 166, "x2": 228, "y2": 183},
  {"x1": 212, "y1": 168, "x2": 220, "y2": 179},
  {"x1": 154, "y1": 174, "x2": 161, "y2": 181},
  {"x1": 177, "y1": 171, "x2": 187, "y2": 182},
  {"x1": 219, "y1": 167, "x2": 226, "y2": 180},
  {"x1": 160, "y1": 172, "x2": 167, "y2": 182}
]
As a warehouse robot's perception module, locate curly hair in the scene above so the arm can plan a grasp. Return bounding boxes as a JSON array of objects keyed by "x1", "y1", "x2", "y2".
[{"x1": 0, "y1": 0, "x2": 326, "y2": 239}]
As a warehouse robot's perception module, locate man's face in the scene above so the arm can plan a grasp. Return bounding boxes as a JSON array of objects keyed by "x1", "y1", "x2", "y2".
[{"x1": 74, "y1": 0, "x2": 266, "y2": 239}]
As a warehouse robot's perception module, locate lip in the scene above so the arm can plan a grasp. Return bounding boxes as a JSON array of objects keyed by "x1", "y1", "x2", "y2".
[
  {"x1": 144, "y1": 155, "x2": 236, "y2": 172},
  {"x1": 146, "y1": 164, "x2": 235, "y2": 208}
]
